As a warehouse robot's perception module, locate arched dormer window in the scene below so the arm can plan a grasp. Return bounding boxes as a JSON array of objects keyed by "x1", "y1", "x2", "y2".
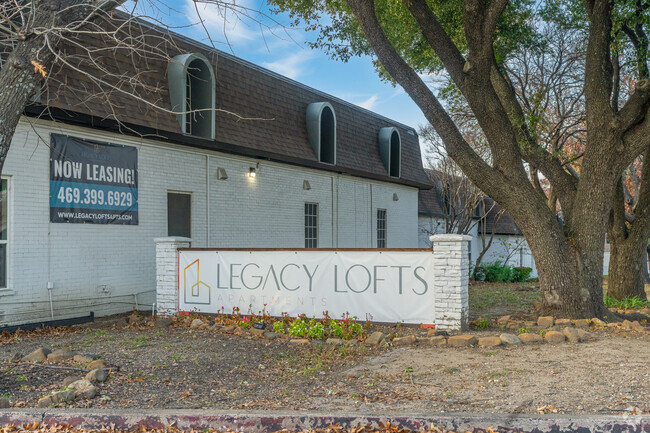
[
  {"x1": 168, "y1": 53, "x2": 215, "y2": 140},
  {"x1": 306, "y1": 102, "x2": 336, "y2": 165},
  {"x1": 378, "y1": 127, "x2": 401, "y2": 178}
]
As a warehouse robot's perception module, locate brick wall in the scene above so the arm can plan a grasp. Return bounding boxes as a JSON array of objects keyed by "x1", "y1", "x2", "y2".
[{"x1": 1, "y1": 119, "x2": 419, "y2": 326}]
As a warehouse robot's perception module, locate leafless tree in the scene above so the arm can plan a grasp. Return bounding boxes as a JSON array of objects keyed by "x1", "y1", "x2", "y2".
[{"x1": 0, "y1": 0, "x2": 279, "y2": 174}]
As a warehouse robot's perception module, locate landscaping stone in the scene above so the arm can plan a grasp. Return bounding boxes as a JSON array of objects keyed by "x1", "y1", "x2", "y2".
[
  {"x1": 289, "y1": 339, "x2": 309, "y2": 345},
  {"x1": 631, "y1": 321, "x2": 645, "y2": 333},
  {"x1": 544, "y1": 330, "x2": 566, "y2": 344},
  {"x1": 0, "y1": 397, "x2": 10, "y2": 408},
  {"x1": 555, "y1": 319, "x2": 572, "y2": 326},
  {"x1": 573, "y1": 319, "x2": 590, "y2": 328},
  {"x1": 366, "y1": 331, "x2": 386, "y2": 345},
  {"x1": 154, "y1": 318, "x2": 173, "y2": 328},
  {"x1": 562, "y1": 327, "x2": 580, "y2": 343},
  {"x1": 233, "y1": 327, "x2": 248, "y2": 336},
  {"x1": 263, "y1": 332, "x2": 279, "y2": 340},
  {"x1": 499, "y1": 333, "x2": 522, "y2": 345},
  {"x1": 506, "y1": 322, "x2": 524, "y2": 330},
  {"x1": 519, "y1": 333, "x2": 544, "y2": 344},
  {"x1": 47, "y1": 349, "x2": 75, "y2": 362},
  {"x1": 37, "y1": 396, "x2": 53, "y2": 408},
  {"x1": 73, "y1": 354, "x2": 94, "y2": 365},
  {"x1": 22, "y1": 348, "x2": 51, "y2": 363},
  {"x1": 69, "y1": 379, "x2": 98, "y2": 399},
  {"x1": 392, "y1": 335, "x2": 416, "y2": 346},
  {"x1": 577, "y1": 329, "x2": 595, "y2": 341},
  {"x1": 326, "y1": 338, "x2": 345, "y2": 345},
  {"x1": 497, "y1": 315, "x2": 510, "y2": 324},
  {"x1": 607, "y1": 322, "x2": 619, "y2": 328},
  {"x1": 190, "y1": 319, "x2": 204, "y2": 329},
  {"x1": 62, "y1": 375, "x2": 82, "y2": 387},
  {"x1": 198, "y1": 323, "x2": 208, "y2": 330},
  {"x1": 86, "y1": 359, "x2": 107, "y2": 370},
  {"x1": 51, "y1": 389, "x2": 76, "y2": 404},
  {"x1": 537, "y1": 316, "x2": 554, "y2": 328},
  {"x1": 477, "y1": 336, "x2": 501, "y2": 347},
  {"x1": 221, "y1": 326, "x2": 236, "y2": 333},
  {"x1": 591, "y1": 318, "x2": 606, "y2": 327},
  {"x1": 447, "y1": 334, "x2": 477, "y2": 347},
  {"x1": 419, "y1": 336, "x2": 447, "y2": 346},
  {"x1": 621, "y1": 320, "x2": 633, "y2": 330},
  {"x1": 427, "y1": 329, "x2": 449, "y2": 337},
  {"x1": 85, "y1": 368, "x2": 109, "y2": 383}
]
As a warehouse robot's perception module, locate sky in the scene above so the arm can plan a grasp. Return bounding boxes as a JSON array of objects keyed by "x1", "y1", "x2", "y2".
[{"x1": 131, "y1": 0, "x2": 431, "y2": 135}]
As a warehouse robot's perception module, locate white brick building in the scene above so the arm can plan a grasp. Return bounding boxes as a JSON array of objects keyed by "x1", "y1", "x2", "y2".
[{"x1": 0, "y1": 16, "x2": 430, "y2": 327}]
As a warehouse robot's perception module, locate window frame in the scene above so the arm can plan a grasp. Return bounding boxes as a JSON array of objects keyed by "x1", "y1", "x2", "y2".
[
  {"x1": 168, "y1": 53, "x2": 216, "y2": 140},
  {"x1": 304, "y1": 202, "x2": 319, "y2": 248},
  {"x1": 0, "y1": 177, "x2": 12, "y2": 295},
  {"x1": 377, "y1": 208, "x2": 387, "y2": 248},
  {"x1": 378, "y1": 127, "x2": 401, "y2": 178},
  {"x1": 167, "y1": 191, "x2": 193, "y2": 239},
  {"x1": 306, "y1": 102, "x2": 337, "y2": 165}
]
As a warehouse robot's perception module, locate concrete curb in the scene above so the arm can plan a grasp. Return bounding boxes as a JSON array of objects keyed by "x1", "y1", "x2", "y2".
[{"x1": 0, "y1": 409, "x2": 649, "y2": 433}]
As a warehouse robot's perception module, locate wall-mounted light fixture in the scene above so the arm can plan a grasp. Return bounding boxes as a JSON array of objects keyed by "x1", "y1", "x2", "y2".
[
  {"x1": 303, "y1": 180, "x2": 311, "y2": 190},
  {"x1": 393, "y1": 193, "x2": 399, "y2": 201},
  {"x1": 249, "y1": 167, "x2": 256, "y2": 177},
  {"x1": 216, "y1": 167, "x2": 228, "y2": 180}
]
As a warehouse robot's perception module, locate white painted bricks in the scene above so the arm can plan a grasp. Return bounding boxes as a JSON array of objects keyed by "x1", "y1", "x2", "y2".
[
  {"x1": 431, "y1": 234, "x2": 471, "y2": 331},
  {"x1": 155, "y1": 237, "x2": 191, "y2": 316}
]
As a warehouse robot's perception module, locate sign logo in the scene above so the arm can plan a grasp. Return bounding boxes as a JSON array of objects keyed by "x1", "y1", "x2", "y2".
[{"x1": 183, "y1": 259, "x2": 211, "y2": 305}]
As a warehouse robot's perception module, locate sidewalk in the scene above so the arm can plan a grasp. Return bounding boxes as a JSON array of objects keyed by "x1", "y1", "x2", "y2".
[{"x1": 1, "y1": 409, "x2": 648, "y2": 433}]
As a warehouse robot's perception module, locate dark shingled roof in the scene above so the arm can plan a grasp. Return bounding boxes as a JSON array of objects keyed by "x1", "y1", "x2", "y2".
[
  {"x1": 418, "y1": 170, "x2": 522, "y2": 235},
  {"x1": 32, "y1": 14, "x2": 431, "y2": 189},
  {"x1": 481, "y1": 198, "x2": 523, "y2": 236}
]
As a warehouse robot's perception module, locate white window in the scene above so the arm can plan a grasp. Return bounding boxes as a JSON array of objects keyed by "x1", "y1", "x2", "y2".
[
  {"x1": 306, "y1": 102, "x2": 336, "y2": 165},
  {"x1": 378, "y1": 127, "x2": 401, "y2": 178},
  {"x1": 0, "y1": 179, "x2": 8, "y2": 289},
  {"x1": 377, "y1": 209, "x2": 387, "y2": 248},
  {"x1": 305, "y1": 203, "x2": 319, "y2": 248},
  {"x1": 168, "y1": 53, "x2": 216, "y2": 140}
]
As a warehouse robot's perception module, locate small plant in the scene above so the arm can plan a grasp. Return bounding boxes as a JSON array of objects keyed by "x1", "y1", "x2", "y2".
[
  {"x1": 1, "y1": 392, "x2": 10, "y2": 398},
  {"x1": 273, "y1": 321, "x2": 285, "y2": 334},
  {"x1": 517, "y1": 327, "x2": 530, "y2": 335},
  {"x1": 404, "y1": 366, "x2": 414, "y2": 373},
  {"x1": 539, "y1": 329, "x2": 547, "y2": 337},
  {"x1": 472, "y1": 317, "x2": 492, "y2": 329},
  {"x1": 15, "y1": 375, "x2": 28, "y2": 382},
  {"x1": 307, "y1": 320, "x2": 325, "y2": 339},
  {"x1": 288, "y1": 317, "x2": 309, "y2": 337},
  {"x1": 604, "y1": 295, "x2": 650, "y2": 310}
]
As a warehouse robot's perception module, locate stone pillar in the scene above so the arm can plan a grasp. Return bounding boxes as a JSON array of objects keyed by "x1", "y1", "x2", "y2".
[
  {"x1": 155, "y1": 237, "x2": 191, "y2": 316},
  {"x1": 430, "y1": 234, "x2": 472, "y2": 331}
]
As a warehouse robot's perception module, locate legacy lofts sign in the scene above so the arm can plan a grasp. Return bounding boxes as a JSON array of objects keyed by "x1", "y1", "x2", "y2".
[
  {"x1": 178, "y1": 249, "x2": 435, "y2": 324},
  {"x1": 50, "y1": 134, "x2": 138, "y2": 224}
]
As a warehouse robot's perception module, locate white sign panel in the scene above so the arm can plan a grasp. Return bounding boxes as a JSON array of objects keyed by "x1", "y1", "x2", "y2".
[{"x1": 178, "y1": 249, "x2": 435, "y2": 324}]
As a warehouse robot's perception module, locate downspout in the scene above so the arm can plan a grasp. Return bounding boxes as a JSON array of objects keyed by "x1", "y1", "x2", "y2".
[{"x1": 206, "y1": 155, "x2": 210, "y2": 246}]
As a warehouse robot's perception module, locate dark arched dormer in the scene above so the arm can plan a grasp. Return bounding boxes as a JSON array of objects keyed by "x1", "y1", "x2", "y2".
[
  {"x1": 168, "y1": 53, "x2": 216, "y2": 140},
  {"x1": 306, "y1": 102, "x2": 336, "y2": 165},
  {"x1": 378, "y1": 127, "x2": 401, "y2": 178}
]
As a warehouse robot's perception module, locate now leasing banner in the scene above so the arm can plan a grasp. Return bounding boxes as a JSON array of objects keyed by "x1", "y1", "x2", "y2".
[
  {"x1": 178, "y1": 250, "x2": 435, "y2": 324},
  {"x1": 50, "y1": 134, "x2": 138, "y2": 225}
]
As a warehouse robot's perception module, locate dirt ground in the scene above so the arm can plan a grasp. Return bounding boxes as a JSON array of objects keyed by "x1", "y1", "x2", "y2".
[{"x1": 1, "y1": 314, "x2": 649, "y2": 415}]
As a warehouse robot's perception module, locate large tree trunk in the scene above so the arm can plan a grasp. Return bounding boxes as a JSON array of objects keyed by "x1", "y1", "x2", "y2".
[{"x1": 608, "y1": 238, "x2": 649, "y2": 300}]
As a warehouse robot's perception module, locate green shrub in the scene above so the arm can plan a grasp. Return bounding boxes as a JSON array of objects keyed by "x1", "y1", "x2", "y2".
[
  {"x1": 483, "y1": 261, "x2": 513, "y2": 282},
  {"x1": 512, "y1": 267, "x2": 532, "y2": 282},
  {"x1": 272, "y1": 321, "x2": 285, "y2": 334},
  {"x1": 474, "y1": 262, "x2": 532, "y2": 283}
]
